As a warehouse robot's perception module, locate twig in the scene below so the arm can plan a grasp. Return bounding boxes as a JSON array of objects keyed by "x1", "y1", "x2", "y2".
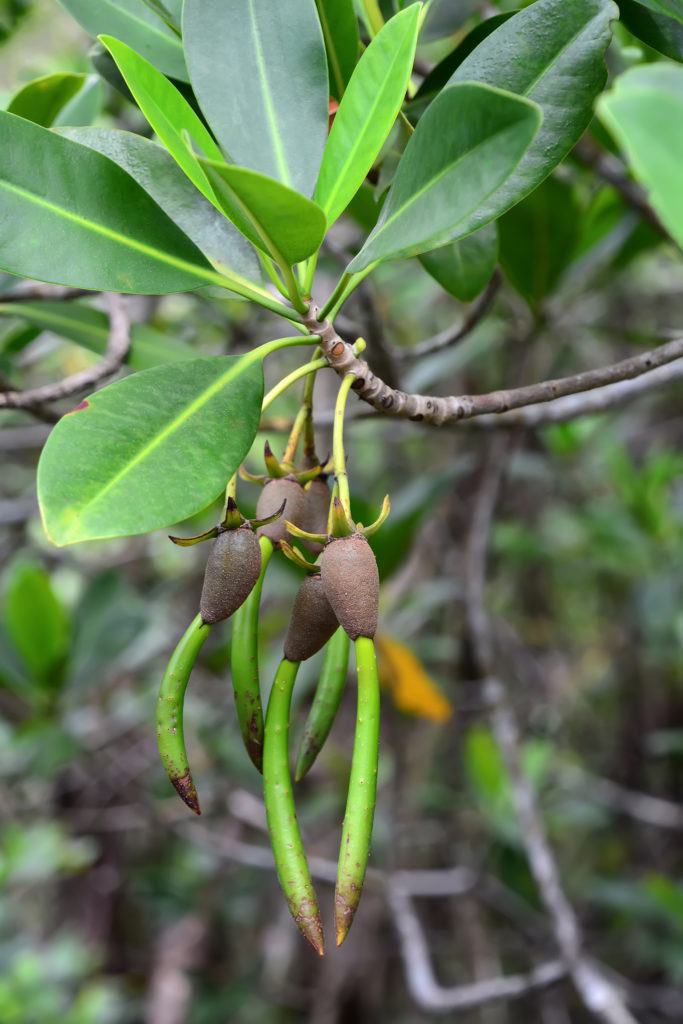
[
  {"x1": 304, "y1": 307, "x2": 683, "y2": 426},
  {"x1": 464, "y1": 438, "x2": 639, "y2": 1024},
  {"x1": 470, "y1": 357, "x2": 683, "y2": 427},
  {"x1": 387, "y1": 881, "x2": 566, "y2": 1013},
  {"x1": 573, "y1": 137, "x2": 669, "y2": 240},
  {"x1": 0, "y1": 292, "x2": 131, "y2": 410},
  {"x1": 394, "y1": 269, "x2": 502, "y2": 361},
  {"x1": 0, "y1": 283, "x2": 92, "y2": 303},
  {"x1": 559, "y1": 769, "x2": 683, "y2": 831}
]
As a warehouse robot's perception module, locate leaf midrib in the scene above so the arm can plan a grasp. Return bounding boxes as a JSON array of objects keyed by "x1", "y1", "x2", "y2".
[{"x1": 248, "y1": 0, "x2": 290, "y2": 186}]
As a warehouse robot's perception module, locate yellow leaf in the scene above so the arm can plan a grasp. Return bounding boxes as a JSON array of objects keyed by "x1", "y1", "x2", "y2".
[{"x1": 376, "y1": 632, "x2": 452, "y2": 722}]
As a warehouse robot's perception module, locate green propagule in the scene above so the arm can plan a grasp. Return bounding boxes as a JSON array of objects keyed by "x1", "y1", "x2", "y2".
[
  {"x1": 157, "y1": 346, "x2": 389, "y2": 953},
  {"x1": 15, "y1": 0, "x2": 624, "y2": 958}
]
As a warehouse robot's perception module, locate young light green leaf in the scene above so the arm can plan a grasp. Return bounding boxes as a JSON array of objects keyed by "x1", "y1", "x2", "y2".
[
  {"x1": 100, "y1": 35, "x2": 225, "y2": 207},
  {"x1": 59, "y1": 128, "x2": 262, "y2": 285},
  {"x1": 597, "y1": 63, "x2": 683, "y2": 250},
  {"x1": 447, "y1": 0, "x2": 618, "y2": 235},
  {"x1": 0, "y1": 111, "x2": 215, "y2": 295},
  {"x1": 315, "y1": 4, "x2": 421, "y2": 227},
  {"x1": 199, "y1": 161, "x2": 327, "y2": 266},
  {"x1": 7, "y1": 72, "x2": 86, "y2": 127},
  {"x1": 314, "y1": 0, "x2": 359, "y2": 100},
  {"x1": 38, "y1": 355, "x2": 264, "y2": 545},
  {"x1": 3, "y1": 561, "x2": 70, "y2": 685},
  {"x1": 0, "y1": 301, "x2": 195, "y2": 370},
  {"x1": 182, "y1": 0, "x2": 329, "y2": 196},
  {"x1": 347, "y1": 83, "x2": 542, "y2": 272},
  {"x1": 57, "y1": 0, "x2": 188, "y2": 81},
  {"x1": 419, "y1": 223, "x2": 498, "y2": 303}
]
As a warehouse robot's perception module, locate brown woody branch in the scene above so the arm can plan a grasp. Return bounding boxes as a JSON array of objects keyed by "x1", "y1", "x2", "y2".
[
  {"x1": 305, "y1": 306, "x2": 683, "y2": 426},
  {"x1": 0, "y1": 283, "x2": 92, "y2": 303},
  {"x1": 0, "y1": 293, "x2": 130, "y2": 411},
  {"x1": 394, "y1": 268, "x2": 502, "y2": 362}
]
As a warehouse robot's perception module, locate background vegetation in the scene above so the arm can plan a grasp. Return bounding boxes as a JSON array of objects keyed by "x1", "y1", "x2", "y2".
[{"x1": 1, "y1": 1, "x2": 683, "y2": 1021}]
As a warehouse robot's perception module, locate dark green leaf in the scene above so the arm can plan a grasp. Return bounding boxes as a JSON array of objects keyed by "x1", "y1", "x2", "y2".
[
  {"x1": 420, "y1": 0, "x2": 479, "y2": 42},
  {"x1": 59, "y1": 127, "x2": 262, "y2": 285},
  {"x1": 57, "y1": 0, "x2": 188, "y2": 80},
  {"x1": 100, "y1": 35, "x2": 224, "y2": 207},
  {"x1": 37, "y1": 355, "x2": 265, "y2": 545},
  {"x1": 3, "y1": 560, "x2": 70, "y2": 684},
  {"x1": 414, "y1": 13, "x2": 514, "y2": 103},
  {"x1": 631, "y1": 0, "x2": 683, "y2": 24},
  {"x1": 619, "y1": 0, "x2": 683, "y2": 61},
  {"x1": 0, "y1": 111, "x2": 216, "y2": 295},
  {"x1": 597, "y1": 63, "x2": 683, "y2": 249},
  {"x1": 0, "y1": 301, "x2": 195, "y2": 370},
  {"x1": 315, "y1": 4, "x2": 421, "y2": 227},
  {"x1": 182, "y1": 0, "x2": 328, "y2": 196},
  {"x1": 200, "y1": 161, "x2": 326, "y2": 266},
  {"x1": 7, "y1": 72, "x2": 86, "y2": 127},
  {"x1": 419, "y1": 223, "x2": 498, "y2": 302},
  {"x1": 447, "y1": 0, "x2": 617, "y2": 235},
  {"x1": 498, "y1": 175, "x2": 581, "y2": 307},
  {"x1": 315, "y1": 0, "x2": 359, "y2": 100},
  {"x1": 347, "y1": 83, "x2": 542, "y2": 271}
]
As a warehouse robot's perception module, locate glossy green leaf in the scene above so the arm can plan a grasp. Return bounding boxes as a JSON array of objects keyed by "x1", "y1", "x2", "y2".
[
  {"x1": 100, "y1": 35, "x2": 224, "y2": 208},
  {"x1": 0, "y1": 301, "x2": 195, "y2": 370},
  {"x1": 315, "y1": 0, "x2": 359, "y2": 100},
  {"x1": 182, "y1": 0, "x2": 328, "y2": 196},
  {"x1": 597, "y1": 63, "x2": 683, "y2": 250},
  {"x1": 57, "y1": 0, "x2": 188, "y2": 81},
  {"x1": 618, "y1": 0, "x2": 683, "y2": 61},
  {"x1": 315, "y1": 4, "x2": 421, "y2": 227},
  {"x1": 632, "y1": 0, "x2": 683, "y2": 24},
  {"x1": 3, "y1": 560, "x2": 70, "y2": 684},
  {"x1": 347, "y1": 83, "x2": 542, "y2": 272},
  {"x1": 419, "y1": 223, "x2": 498, "y2": 303},
  {"x1": 498, "y1": 175, "x2": 581, "y2": 307},
  {"x1": 59, "y1": 127, "x2": 262, "y2": 285},
  {"x1": 7, "y1": 72, "x2": 86, "y2": 127},
  {"x1": 447, "y1": 0, "x2": 617, "y2": 236},
  {"x1": 0, "y1": 111, "x2": 219, "y2": 295},
  {"x1": 38, "y1": 355, "x2": 265, "y2": 545},
  {"x1": 200, "y1": 161, "x2": 326, "y2": 266}
]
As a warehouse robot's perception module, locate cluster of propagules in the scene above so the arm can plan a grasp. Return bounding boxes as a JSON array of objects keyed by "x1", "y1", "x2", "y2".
[{"x1": 156, "y1": 428, "x2": 389, "y2": 954}]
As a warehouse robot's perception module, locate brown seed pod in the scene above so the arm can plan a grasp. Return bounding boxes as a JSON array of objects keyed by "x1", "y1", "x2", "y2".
[
  {"x1": 300, "y1": 477, "x2": 331, "y2": 555},
  {"x1": 200, "y1": 527, "x2": 262, "y2": 625},
  {"x1": 255, "y1": 477, "x2": 306, "y2": 547},
  {"x1": 320, "y1": 535, "x2": 379, "y2": 641},
  {"x1": 284, "y1": 574, "x2": 339, "y2": 663}
]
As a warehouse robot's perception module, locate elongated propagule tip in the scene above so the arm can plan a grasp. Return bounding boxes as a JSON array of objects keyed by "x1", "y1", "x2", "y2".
[
  {"x1": 172, "y1": 773, "x2": 201, "y2": 815},
  {"x1": 334, "y1": 891, "x2": 356, "y2": 947},
  {"x1": 296, "y1": 908, "x2": 325, "y2": 956}
]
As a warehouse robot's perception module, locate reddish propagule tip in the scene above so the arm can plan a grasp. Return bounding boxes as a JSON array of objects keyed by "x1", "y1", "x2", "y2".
[
  {"x1": 297, "y1": 913, "x2": 325, "y2": 957},
  {"x1": 172, "y1": 773, "x2": 201, "y2": 815}
]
